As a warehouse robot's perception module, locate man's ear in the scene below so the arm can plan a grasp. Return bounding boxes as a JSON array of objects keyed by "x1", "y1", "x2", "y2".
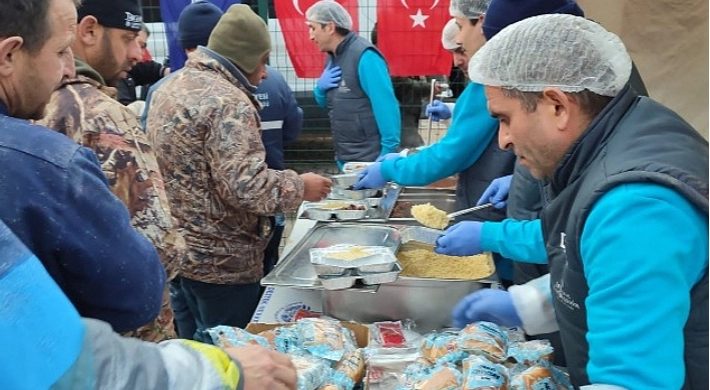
[
  {"x1": 0, "y1": 37, "x2": 24, "y2": 77},
  {"x1": 76, "y1": 15, "x2": 101, "y2": 46},
  {"x1": 541, "y1": 87, "x2": 573, "y2": 130}
]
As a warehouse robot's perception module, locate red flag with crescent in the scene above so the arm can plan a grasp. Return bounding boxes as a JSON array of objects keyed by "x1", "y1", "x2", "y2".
[
  {"x1": 377, "y1": 0, "x2": 451, "y2": 76},
  {"x1": 275, "y1": 0, "x2": 359, "y2": 78}
]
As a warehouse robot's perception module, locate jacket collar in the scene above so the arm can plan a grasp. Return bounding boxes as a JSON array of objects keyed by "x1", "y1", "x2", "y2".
[
  {"x1": 191, "y1": 46, "x2": 258, "y2": 94},
  {"x1": 74, "y1": 57, "x2": 106, "y2": 85},
  {"x1": 332, "y1": 32, "x2": 356, "y2": 57},
  {"x1": 549, "y1": 84, "x2": 639, "y2": 196}
]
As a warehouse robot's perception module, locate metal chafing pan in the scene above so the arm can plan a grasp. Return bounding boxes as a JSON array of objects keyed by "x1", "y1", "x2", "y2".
[{"x1": 261, "y1": 223, "x2": 401, "y2": 289}]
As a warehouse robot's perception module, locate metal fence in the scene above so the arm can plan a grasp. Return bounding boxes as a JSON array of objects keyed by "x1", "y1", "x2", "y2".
[{"x1": 136, "y1": 0, "x2": 459, "y2": 173}]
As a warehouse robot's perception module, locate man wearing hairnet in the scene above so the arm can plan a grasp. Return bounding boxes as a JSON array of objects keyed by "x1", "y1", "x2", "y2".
[
  {"x1": 448, "y1": 14, "x2": 708, "y2": 389},
  {"x1": 354, "y1": 0, "x2": 517, "y2": 285},
  {"x1": 440, "y1": 0, "x2": 650, "y2": 368},
  {"x1": 306, "y1": 0, "x2": 400, "y2": 167}
]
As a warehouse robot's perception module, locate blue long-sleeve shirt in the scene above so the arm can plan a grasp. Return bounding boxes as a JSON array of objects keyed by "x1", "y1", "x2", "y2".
[
  {"x1": 487, "y1": 183, "x2": 708, "y2": 389},
  {"x1": 314, "y1": 50, "x2": 400, "y2": 156},
  {"x1": 379, "y1": 82, "x2": 497, "y2": 184}
]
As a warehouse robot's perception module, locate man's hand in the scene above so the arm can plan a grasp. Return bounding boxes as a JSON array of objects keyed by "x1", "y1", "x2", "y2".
[
  {"x1": 451, "y1": 289, "x2": 522, "y2": 329},
  {"x1": 435, "y1": 221, "x2": 483, "y2": 256},
  {"x1": 300, "y1": 173, "x2": 332, "y2": 201},
  {"x1": 317, "y1": 62, "x2": 342, "y2": 91},
  {"x1": 352, "y1": 162, "x2": 386, "y2": 190},
  {"x1": 224, "y1": 345, "x2": 298, "y2": 390},
  {"x1": 425, "y1": 100, "x2": 452, "y2": 122},
  {"x1": 477, "y1": 175, "x2": 513, "y2": 209}
]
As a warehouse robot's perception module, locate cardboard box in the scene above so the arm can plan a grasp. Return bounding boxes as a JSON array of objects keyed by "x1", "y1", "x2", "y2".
[{"x1": 245, "y1": 321, "x2": 370, "y2": 349}]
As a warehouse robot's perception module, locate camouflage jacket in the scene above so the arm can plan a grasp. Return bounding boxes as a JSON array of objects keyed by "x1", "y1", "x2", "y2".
[
  {"x1": 145, "y1": 47, "x2": 305, "y2": 285},
  {"x1": 36, "y1": 59, "x2": 185, "y2": 282}
]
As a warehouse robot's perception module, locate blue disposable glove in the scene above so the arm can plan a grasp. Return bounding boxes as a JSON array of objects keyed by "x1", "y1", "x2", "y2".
[
  {"x1": 477, "y1": 175, "x2": 513, "y2": 209},
  {"x1": 376, "y1": 153, "x2": 402, "y2": 162},
  {"x1": 434, "y1": 221, "x2": 483, "y2": 256},
  {"x1": 451, "y1": 289, "x2": 522, "y2": 329},
  {"x1": 317, "y1": 63, "x2": 342, "y2": 91},
  {"x1": 425, "y1": 100, "x2": 452, "y2": 122},
  {"x1": 352, "y1": 162, "x2": 386, "y2": 190}
]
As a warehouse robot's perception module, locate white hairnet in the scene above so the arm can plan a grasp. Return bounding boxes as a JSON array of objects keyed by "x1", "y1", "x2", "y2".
[
  {"x1": 468, "y1": 14, "x2": 632, "y2": 97},
  {"x1": 305, "y1": 0, "x2": 353, "y2": 30},
  {"x1": 441, "y1": 19, "x2": 460, "y2": 50},
  {"x1": 449, "y1": 0, "x2": 490, "y2": 19}
]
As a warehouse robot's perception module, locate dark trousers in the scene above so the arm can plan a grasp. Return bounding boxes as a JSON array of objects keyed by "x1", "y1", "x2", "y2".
[
  {"x1": 263, "y1": 223, "x2": 285, "y2": 277},
  {"x1": 169, "y1": 276, "x2": 197, "y2": 339},
  {"x1": 179, "y1": 277, "x2": 261, "y2": 344}
]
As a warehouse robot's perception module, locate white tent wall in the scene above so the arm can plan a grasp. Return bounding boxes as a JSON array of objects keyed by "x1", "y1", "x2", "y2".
[{"x1": 578, "y1": 0, "x2": 709, "y2": 139}]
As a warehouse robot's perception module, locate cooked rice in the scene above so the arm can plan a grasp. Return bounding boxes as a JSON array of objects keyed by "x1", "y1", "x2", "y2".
[
  {"x1": 326, "y1": 246, "x2": 372, "y2": 261},
  {"x1": 396, "y1": 245, "x2": 494, "y2": 279},
  {"x1": 411, "y1": 203, "x2": 449, "y2": 230}
]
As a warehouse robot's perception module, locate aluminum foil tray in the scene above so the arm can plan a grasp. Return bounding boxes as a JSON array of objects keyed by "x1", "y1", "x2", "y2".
[
  {"x1": 342, "y1": 161, "x2": 374, "y2": 173},
  {"x1": 359, "y1": 263, "x2": 401, "y2": 285},
  {"x1": 310, "y1": 245, "x2": 397, "y2": 270},
  {"x1": 400, "y1": 226, "x2": 443, "y2": 246},
  {"x1": 302, "y1": 200, "x2": 368, "y2": 221},
  {"x1": 330, "y1": 187, "x2": 380, "y2": 200},
  {"x1": 331, "y1": 172, "x2": 361, "y2": 189},
  {"x1": 317, "y1": 263, "x2": 402, "y2": 290},
  {"x1": 261, "y1": 223, "x2": 401, "y2": 289}
]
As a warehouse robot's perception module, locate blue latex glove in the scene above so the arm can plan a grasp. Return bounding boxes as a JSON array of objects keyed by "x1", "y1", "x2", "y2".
[
  {"x1": 376, "y1": 153, "x2": 402, "y2": 162},
  {"x1": 434, "y1": 221, "x2": 483, "y2": 256},
  {"x1": 477, "y1": 175, "x2": 513, "y2": 209},
  {"x1": 317, "y1": 63, "x2": 342, "y2": 91},
  {"x1": 424, "y1": 100, "x2": 452, "y2": 122},
  {"x1": 353, "y1": 162, "x2": 386, "y2": 189},
  {"x1": 451, "y1": 289, "x2": 522, "y2": 329}
]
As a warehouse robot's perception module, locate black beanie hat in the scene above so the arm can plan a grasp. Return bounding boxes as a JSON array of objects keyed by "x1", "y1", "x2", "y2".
[
  {"x1": 483, "y1": 0, "x2": 584, "y2": 40},
  {"x1": 178, "y1": 1, "x2": 224, "y2": 50},
  {"x1": 77, "y1": 0, "x2": 143, "y2": 32}
]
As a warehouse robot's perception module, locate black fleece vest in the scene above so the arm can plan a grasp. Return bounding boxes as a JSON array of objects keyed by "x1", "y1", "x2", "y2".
[{"x1": 540, "y1": 86, "x2": 709, "y2": 388}]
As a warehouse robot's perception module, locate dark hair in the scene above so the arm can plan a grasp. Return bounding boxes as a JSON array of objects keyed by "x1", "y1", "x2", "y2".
[
  {"x1": 335, "y1": 26, "x2": 350, "y2": 36},
  {"x1": 501, "y1": 88, "x2": 612, "y2": 118},
  {"x1": 0, "y1": 0, "x2": 82, "y2": 54}
]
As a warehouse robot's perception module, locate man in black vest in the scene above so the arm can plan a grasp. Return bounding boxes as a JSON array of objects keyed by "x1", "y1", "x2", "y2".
[
  {"x1": 445, "y1": 14, "x2": 708, "y2": 389},
  {"x1": 306, "y1": 0, "x2": 401, "y2": 167}
]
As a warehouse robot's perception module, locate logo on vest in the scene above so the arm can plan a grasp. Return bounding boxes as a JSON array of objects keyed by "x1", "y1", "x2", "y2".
[
  {"x1": 559, "y1": 232, "x2": 566, "y2": 253},
  {"x1": 338, "y1": 79, "x2": 350, "y2": 93},
  {"x1": 125, "y1": 12, "x2": 143, "y2": 30},
  {"x1": 553, "y1": 280, "x2": 580, "y2": 311}
]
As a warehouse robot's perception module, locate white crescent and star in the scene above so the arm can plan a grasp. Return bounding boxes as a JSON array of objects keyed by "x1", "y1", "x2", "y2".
[{"x1": 409, "y1": 8, "x2": 430, "y2": 28}]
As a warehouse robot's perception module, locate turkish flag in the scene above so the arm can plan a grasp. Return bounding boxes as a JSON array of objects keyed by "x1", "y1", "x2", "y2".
[
  {"x1": 275, "y1": 0, "x2": 359, "y2": 78},
  {"x1": 377, "y1": 0, "x2": 451, "y2": 76}
]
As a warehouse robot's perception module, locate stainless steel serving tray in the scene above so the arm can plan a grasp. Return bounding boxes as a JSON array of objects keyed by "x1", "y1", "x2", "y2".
[{"x1": 261, "y1": 223, "x2": 402, "y2": 289}]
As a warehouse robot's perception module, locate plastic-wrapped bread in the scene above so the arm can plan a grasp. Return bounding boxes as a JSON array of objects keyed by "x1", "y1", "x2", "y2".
[
  {"x1": 461, "y1": 355, "x2": 509, "y2": 390},
  {"x1": 317, "y1": 349, "x2": 366, "y2": 390},
  {"x1": 510, "y1": 366, "x2": 558, "y2": 390},
  {"x1": 457, "y1": 322, "x2": 509, "y2": 363}
]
